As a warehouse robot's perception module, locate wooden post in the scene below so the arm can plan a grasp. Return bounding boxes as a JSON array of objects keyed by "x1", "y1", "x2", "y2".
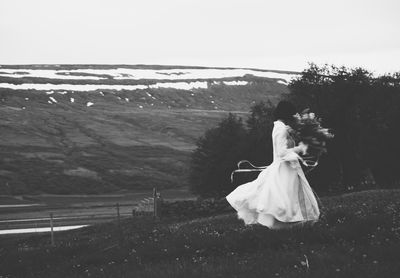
[
  {"x1": 157, "y1": 192, "x2": 162, "y2": 219},
  {"x1": 117, "y1": 202, "x2": 121, "y2": 224},
  {"x1": 50, "y1": 213, "x2": 55, "y2": 247},
  {"x1": 116, "y1": 203, "x2": 123, "y2": 246},
  {"x1": 153, "y1": 187, "x2": 157, "y2": 219}
]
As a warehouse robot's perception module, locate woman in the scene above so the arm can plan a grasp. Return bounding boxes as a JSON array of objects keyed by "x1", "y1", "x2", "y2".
[{"x1": 226, "y1": 101, "x2": 320, "y2": 229}]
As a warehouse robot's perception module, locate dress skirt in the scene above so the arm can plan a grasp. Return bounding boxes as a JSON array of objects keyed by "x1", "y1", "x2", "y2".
[{"x1": 226, "y1": 159, "x2": 320, "y2": 229}]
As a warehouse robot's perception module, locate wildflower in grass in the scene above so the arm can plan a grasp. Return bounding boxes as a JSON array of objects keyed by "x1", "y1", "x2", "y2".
[{"x1": 300, "y1": 255, "x2": 309, "y2": 270}]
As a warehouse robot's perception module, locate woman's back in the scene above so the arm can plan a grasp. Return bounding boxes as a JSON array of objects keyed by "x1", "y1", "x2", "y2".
[{"x1": 272, "y1": 120, "x2": 295, "y2": 162}]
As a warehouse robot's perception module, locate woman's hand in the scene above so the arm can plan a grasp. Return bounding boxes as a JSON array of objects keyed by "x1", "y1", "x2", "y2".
[{"x1": 298, "y1": 141, "x2": 308, "y2": 155}]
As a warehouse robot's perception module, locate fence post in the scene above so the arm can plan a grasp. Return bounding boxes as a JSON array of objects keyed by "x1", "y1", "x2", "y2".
[
  {"x1": 116, "y1": 203, "x2": 123, "y2": 246},
  {"x1": 156, "y1": 192, "x2": 162, "y2": 219},
  {"x1": 117, "y1": 202, "x2": 121, "y2": 224},
  {"x1": 153, "y1": 187, "x2": 157, "y2": 219},
  {"x1": 50, "y1": 213, "x2": 55, "y2": 247}
]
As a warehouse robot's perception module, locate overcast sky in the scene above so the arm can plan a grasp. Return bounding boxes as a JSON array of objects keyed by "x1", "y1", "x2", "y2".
[{"x1": 0, "y1": 0, "x2": 399, "y2": 74}]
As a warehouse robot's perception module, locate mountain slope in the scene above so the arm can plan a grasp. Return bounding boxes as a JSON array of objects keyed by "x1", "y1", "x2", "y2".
[{"x1": 0, "y1": 65, "x2": 296, "y2": 194}]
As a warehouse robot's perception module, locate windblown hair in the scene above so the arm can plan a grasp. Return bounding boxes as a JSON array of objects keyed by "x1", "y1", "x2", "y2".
[{"x1": 273, "y1": 100, "x2": 297, "y2": 122}]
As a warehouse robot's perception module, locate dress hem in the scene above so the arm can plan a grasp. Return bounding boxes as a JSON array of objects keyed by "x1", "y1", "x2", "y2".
[{"x1": 226, "y1": 195, "x2": 318, "y2": 227}]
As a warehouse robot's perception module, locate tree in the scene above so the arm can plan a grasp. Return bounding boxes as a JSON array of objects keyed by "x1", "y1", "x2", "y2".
[
  {"x1": 190, "y1": 64, "x2": 400, "y2": 198},
  {"x1": 245, "y1": 101, "x2": 275, "y2": 166},
  {"x1": 288, "y1": 63, "x2": 400, "y2": 191},
  {"x1": 189, "y1": 113, "x2": 247, "y2": 198}
]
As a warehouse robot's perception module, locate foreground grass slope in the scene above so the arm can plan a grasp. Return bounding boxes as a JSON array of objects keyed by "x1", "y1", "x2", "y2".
[{"x1": 1, "y1": 189, "x2": 400, "y2": 277}]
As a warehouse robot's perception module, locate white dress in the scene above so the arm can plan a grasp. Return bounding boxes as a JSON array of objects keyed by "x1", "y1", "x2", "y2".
[{"x1": 226, "y1": 120, "x2": 320, "y2": 229}]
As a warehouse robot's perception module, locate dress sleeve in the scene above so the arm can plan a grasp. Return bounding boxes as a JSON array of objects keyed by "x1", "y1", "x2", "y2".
[{"x1": 274, "y1": 127, "x2": 303, "y2": 162}]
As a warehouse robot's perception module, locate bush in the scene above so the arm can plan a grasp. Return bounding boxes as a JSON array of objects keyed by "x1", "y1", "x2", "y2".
[{"x1": 161, "y1": 198, "x2": 233, "y2": 218}]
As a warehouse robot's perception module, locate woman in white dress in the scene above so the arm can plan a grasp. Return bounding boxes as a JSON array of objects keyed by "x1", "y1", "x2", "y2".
[{"x1": 226, "y1": 101, "x2": 320, "y2": 229}]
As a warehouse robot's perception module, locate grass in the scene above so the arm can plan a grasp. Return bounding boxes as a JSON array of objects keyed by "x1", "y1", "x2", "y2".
[{"x1": 1, "y1": 189, "x2": 400, "y2": 277}]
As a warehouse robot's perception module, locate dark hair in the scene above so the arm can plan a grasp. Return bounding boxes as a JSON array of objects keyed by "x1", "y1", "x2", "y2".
[{"x1": 273, "y1": 100, "x2": 296, "y2": 122}]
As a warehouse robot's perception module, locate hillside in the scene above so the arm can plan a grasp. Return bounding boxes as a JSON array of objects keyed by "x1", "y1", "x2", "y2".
[
  {"x1": 1, "y1": 189, "x2": 399, "y2": 277},
  {"x1": 0, "y1": 65, "x2": 297, "y2": 194}
]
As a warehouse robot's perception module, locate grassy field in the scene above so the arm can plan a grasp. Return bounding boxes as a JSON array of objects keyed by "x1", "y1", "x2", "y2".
[{"x1": 1, "y1": 189, "x2": 399, "y2": 278}]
